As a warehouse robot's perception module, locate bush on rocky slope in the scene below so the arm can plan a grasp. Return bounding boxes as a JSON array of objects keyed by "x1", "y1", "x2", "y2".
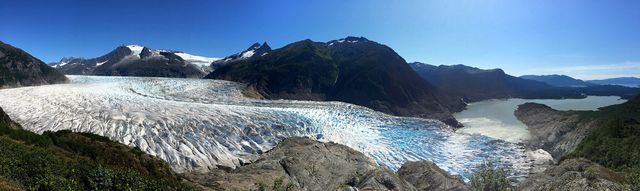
[{"x1": 469, "y1": 161, "x2": 510, "y2": 191}]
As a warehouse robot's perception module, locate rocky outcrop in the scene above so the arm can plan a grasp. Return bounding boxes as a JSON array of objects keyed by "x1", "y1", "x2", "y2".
[
  {"x1": 182, "y1": 137, "x2": 467, "y2": 191},
  {"x1": 514, "y1": 103, "x2": 599, "y2": 160},
  {"x1": 397, "y1": 161, "x2": 469, "y2": 191},
  {"x1": 0, "y1": 41, "x2": 68, "y2": 88},
  {"x1": 517, "y1": 158, "x2": 628, "y2": 191}
]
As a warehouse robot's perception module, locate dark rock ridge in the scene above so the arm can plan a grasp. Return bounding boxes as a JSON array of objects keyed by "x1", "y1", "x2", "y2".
[
  {"x1": 0, "y1": 41, "x2": 68, "y2": 88},
  {"x1": 207, "y1": 37, "x2": 465, "y2": 127},
  {"x1": 410, "y1": 62, "x2": 640, "y2": 101},
  {"x1": 0, "y1": 107, "x2": 20, "y2": 129},
  {"x1": 520, "y1": 74, "x2": 594, "y2": 87},
  {"x1": 52, "y1": 45, "x2": 219, "y2": 78},
  {"x1": 517, "y1": 158, "x2": 627, "y2": 191},
  {"x1": 182, "y1": 137, "x2": 467, "y2": 191}
]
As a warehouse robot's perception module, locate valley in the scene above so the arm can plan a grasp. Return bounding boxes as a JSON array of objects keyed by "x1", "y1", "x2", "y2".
[{"x1": 0, "y1": 75, "x2": 532, "y2": 181}]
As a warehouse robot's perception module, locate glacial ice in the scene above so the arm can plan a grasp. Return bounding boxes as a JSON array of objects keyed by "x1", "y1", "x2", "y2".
[{"x1": 0, "y1": 76, "x2": 532, "y2": 181}]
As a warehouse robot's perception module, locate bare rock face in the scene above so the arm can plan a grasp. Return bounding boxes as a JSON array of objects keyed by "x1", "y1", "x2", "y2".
[
  {"x1": 517, "y1": 158, "x2": 628, "y2": 191},
  {"x1": 397, "y1": 161, "x2": 469, "y2": 191},
  {"x1": 514, "y1": 103, "x2": 599, "y2": 160}
]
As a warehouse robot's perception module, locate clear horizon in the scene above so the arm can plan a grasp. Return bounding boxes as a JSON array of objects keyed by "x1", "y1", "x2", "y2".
[{"x1": 1, "y1": 0, "x2": 639, "y2": 80}]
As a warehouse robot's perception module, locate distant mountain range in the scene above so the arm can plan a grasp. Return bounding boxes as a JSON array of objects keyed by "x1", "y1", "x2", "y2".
[
  {"x1": 208, "y1": 37, "x2": 466, "y2": 126},
  {"x1": 519, "y1": 74, "x2": 640, "y2": 88},
  {"x1": 520, "y1": 74, "x2": 593, "y2": 87},
  {"x1": 587, "y1": 77, "x2": 640, "y2": 87},
  {"x1": 410, "y1": 63, "x2": 640, "y2": 100},
  {"x1": 409, "y1": 63, "x2": 586, "y2": 102},
  {"x1": 0, "y1": 41, "x2": 67, "y2": 88}
]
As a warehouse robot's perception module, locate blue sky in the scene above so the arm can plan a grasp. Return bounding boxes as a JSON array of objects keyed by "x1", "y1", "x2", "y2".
[{"x1": 1, "y1": 0, "x2": 639, "y2": 80}]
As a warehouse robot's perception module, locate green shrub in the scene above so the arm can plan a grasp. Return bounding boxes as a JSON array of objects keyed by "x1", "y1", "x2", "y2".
[
  {"x1": 469, "y1": 161, "x2": 510, "y2": 191},
  {"x1": 570, "y1": 119, "x2": 640, "y2": 171},
  {"x1": 626, "y1": 166, "x2": 640, "y2": 191}
]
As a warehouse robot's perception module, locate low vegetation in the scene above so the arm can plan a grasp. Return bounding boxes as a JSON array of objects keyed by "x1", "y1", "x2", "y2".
[{"x1": 0, "y1": 119, "x2": 187, "y2": 190}]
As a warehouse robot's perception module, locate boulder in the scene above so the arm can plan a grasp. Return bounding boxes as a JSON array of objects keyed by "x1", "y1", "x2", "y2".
[{"x1": 397, "y1": 161, "x2": 469, "y2": 191}]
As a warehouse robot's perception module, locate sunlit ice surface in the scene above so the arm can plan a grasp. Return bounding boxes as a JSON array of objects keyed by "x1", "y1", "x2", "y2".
[{"x1": 0, "y1": 75, "x2": 532, "y2": 181}]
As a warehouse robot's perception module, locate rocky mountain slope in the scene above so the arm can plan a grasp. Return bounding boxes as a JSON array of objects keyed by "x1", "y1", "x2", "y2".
[
  {"x1": 182, "y1": 137, "x2": 468, "y2": 191},
  {"x1": 207, "y1": 37, "x2": 465, "y2": 126},
  {"x1": 514, "y1": 103, "x2": 597, "y2": 160},
  {"x1": 516, "y1": 95, "x2": 640, "y2": 161},
  {"x1": 0, "y1": 41, "x2": 68, "y2": 88},
  {"x1": 52, "y1": 45, "x2": 220, "y2": 78},
  {"x1": 520, "y1": 74, "x2": 594, "y2": 87}
]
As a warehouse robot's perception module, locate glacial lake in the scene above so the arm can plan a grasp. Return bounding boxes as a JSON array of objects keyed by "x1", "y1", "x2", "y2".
[{"x1": 453, "y1": 96, "x2": 626, "y2": 143}]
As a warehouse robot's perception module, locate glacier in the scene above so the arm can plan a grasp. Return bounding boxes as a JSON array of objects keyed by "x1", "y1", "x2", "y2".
[{"x1": 0, "y1": 75, "x2": 532, "y2": 181}]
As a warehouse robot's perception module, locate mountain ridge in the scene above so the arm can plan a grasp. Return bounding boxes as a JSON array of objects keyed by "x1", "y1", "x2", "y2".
[
  {"x1": 51, "y1": 44, "x2": 221, "y2": 78},
  {"x1": 207, "y1": 37, "x2": 465, "y2": 126}
]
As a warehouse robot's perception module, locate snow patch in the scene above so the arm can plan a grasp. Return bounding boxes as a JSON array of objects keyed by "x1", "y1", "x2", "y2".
[
  {"x1": 240, "y1": 50, "x2": 255, "y2": 58},
  {"x1": 57, "y1": 61, "x2": 69, "y2": 67},
  {"x1": 96, "y1": 60, "x2": 109, "y2": 66},
  {"x1": 126, "y1": 45, "x2": 144, "y2": 56},
  {"x1": 175, "y1": 52, "x2": 220, "y2": 63}
]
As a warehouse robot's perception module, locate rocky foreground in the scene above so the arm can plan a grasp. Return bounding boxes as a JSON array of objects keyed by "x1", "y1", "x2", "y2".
[{"x1": 182, "y1": 137, "x2": 469, "y2": 191}]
